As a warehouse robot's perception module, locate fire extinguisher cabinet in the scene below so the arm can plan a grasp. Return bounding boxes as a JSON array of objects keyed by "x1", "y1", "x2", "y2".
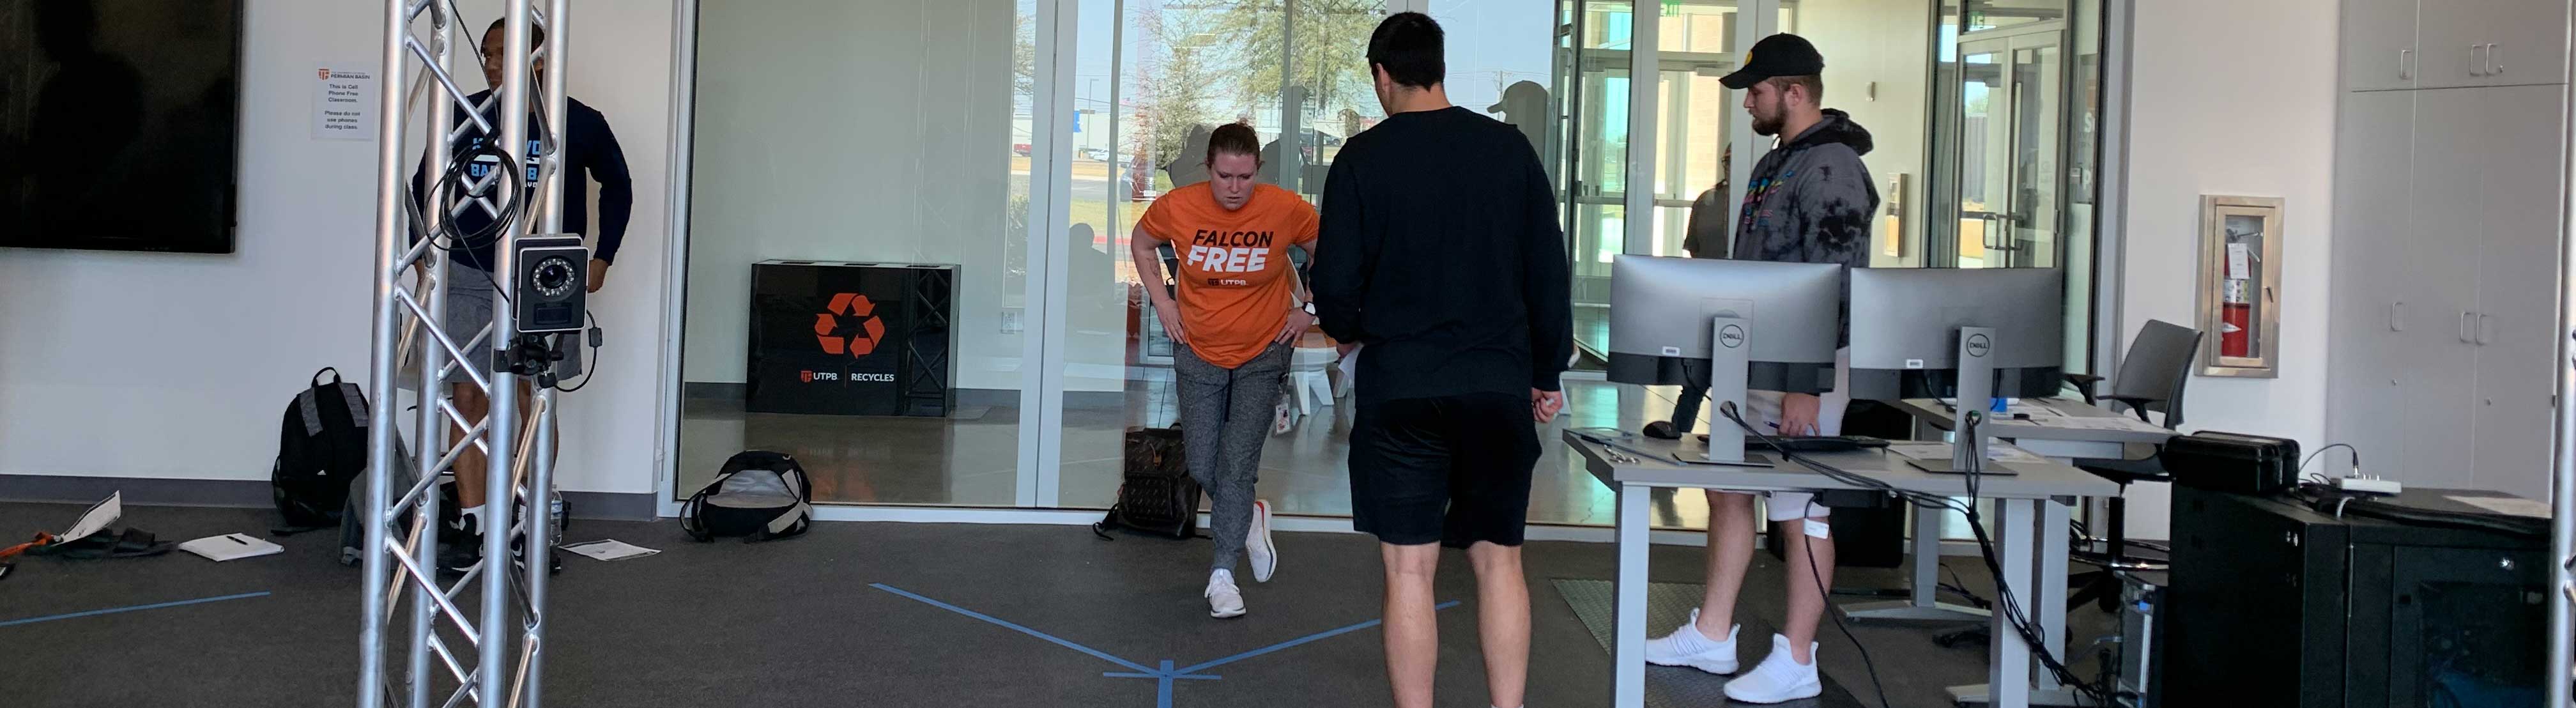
[{"x1": 747, "y1": 260, "x2": 956, "y2": 417}]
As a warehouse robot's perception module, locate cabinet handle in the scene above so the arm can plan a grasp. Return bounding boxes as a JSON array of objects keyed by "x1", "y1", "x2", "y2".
[
  {"x1": 2479, "y1": 314, "x2": 2494, "y2": 345},
  {"x1": 2390, "y1": 302, "x2": 2405, "y2": 332},
  {"x1": 2462, "y1": 311, "x2": 2476, "y2": 342},
  {"x1": 2490, "y1": 43, "x2": 2502, "y2": 75},
  {"x1": 2400, "y1": 49, "x2": 2414, "y2": 79},
  {"x1": 2471, "y1": 44, "x2": 2487, "y2": 76}
]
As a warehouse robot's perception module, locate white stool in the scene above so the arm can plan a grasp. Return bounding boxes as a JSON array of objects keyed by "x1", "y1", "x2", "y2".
[{"x1": 1287, "y1": 346, "x2": 1338, "y2": 420}]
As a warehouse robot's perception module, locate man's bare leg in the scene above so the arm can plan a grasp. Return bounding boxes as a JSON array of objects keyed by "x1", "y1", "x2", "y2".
[
  {"x1": 1468, "y1": 541, "x2": 1528, "y2": 708},
  {"x1": 1779, "y1": 516, "x2": 1836, "y2": 663},
  {"x1": 1693, "y1": 490, "x2": 1759, "y2": 636},
  {"x1": 1381, "y1": 542, "x2": 1442, "y2": 708}
]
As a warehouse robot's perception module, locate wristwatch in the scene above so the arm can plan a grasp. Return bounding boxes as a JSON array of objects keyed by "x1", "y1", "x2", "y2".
[{"x1": 1301, "y1": 302, "x2": 1317, "y2": 315}]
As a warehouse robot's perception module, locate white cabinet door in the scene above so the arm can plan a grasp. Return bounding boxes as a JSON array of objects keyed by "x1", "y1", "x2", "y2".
[
  {"x1": 2471, "y1": 84, "x2": 2565, "y2": 500},
  {"x1": 2416, "y1": 0, "x2": 2492, "y2": 88},
  {"x1": 2327, "y1": 91, "x2": 2418, "y2": 470},
  {"x1": 2343, "y1": 0, "x2": 2421, "y2": 91},
  {"x1": 2483, "y1": 0, "x2": 2570, "y2": 85},
  {"x1": 2402, "y1": 88, "x2": 2488, "y2": 487}
]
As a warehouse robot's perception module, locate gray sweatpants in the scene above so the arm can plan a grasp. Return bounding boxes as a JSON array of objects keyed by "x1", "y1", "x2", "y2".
[{"x1": 1173, "y1": 341, "x2": 1292, "y2": 573}]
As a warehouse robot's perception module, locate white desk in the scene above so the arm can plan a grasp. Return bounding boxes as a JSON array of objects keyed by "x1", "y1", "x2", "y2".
[
  {"x1": 1567, "y1": 432, "x2": 2119, "y2": 708},
  {"x1": 1892, "y1": 397, "x2": 2174, "y2": 461}
]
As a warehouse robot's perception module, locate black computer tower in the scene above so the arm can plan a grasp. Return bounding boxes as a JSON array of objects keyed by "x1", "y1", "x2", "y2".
[{"x1": 2165, "y1": 486, "x2": 2547, "y2": 708}]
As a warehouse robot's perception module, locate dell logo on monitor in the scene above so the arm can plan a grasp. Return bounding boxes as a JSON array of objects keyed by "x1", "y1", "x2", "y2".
[
  {"x1": 1718, "y1": 324, "x2": 1747, "y2": 349},
  {"x1": 1965, "y1": 333, "x2": 1993, "y2": 358}
]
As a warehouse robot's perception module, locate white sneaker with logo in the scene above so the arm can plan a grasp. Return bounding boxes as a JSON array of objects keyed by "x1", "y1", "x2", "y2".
[
  {"x1": 1205, "y1": 569, "x2": 1246, "y2": 619},
  {"x1": 1246, "y1": 499, "x2": 1278, "y2": 583},
  {"x1": 1643, "y1": 608, "x2": 1739, "y2": 674},
  {"x1": 1721, "y1": 634, "x2": 1823, "y2": 704}
]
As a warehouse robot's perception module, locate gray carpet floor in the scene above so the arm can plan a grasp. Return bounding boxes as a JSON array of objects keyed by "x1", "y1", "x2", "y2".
[{"x1": 0, "y1": 502, "x2": 2114, "y2": 707}]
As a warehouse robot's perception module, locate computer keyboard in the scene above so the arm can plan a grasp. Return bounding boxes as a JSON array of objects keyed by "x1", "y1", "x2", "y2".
[{"x1": 1700, "y1": 435, "x2": 1892, "y2": 453}]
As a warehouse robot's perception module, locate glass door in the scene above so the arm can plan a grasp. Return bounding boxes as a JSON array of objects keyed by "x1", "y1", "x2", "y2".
[
  {"x1": 1560, "y1": 0, "x2": 1633, "y2": 366},
  {"x1": 1942, "y1": 21, "x2": 2063, "y2": 269}
]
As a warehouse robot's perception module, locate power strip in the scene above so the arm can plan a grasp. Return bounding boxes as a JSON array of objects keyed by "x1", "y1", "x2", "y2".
[{"x1": 2334, "y1": 476, "x2": 2404, "y2": 495}]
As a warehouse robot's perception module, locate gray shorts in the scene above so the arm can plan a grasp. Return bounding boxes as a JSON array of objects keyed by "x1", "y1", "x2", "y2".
[{"x1": 443, "y1": 266, "x2": 583, "y2": 386}]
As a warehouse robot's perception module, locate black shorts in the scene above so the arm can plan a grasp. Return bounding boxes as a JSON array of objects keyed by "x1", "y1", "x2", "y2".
[{"x1": 1349, "y1": 392, "x2": 1541, "y2": 548}]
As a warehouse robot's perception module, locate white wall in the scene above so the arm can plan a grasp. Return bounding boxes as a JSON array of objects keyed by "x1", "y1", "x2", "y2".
[
  {"x1": 0, "y1": 0, "x2": 680, "y2": 495},
  {"x1": 2116, "y1": 0, "x2": 2338, "y2": 537},
  {"x1": 679, "y1": 0, "x2": 1041, "y2": 391}
]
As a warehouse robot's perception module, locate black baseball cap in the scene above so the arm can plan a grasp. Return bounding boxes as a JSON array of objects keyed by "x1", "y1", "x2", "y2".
[{"x1": 1719, "y1": 33, "x2": 1825, "y2": 89}]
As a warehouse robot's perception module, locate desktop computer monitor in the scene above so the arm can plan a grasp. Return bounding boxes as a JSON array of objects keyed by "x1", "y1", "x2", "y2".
[
  {"x1": 1847, "y1": 266, "x2": 2064, "y2": 472},
  {"x1": 1607, "y1": 255, "x2": 1843, "y2": 465}
]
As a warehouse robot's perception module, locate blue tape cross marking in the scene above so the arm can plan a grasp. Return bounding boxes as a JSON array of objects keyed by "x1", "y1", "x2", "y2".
[
  {"x1": 875, "y1": 583, "x2": 1459, "y2": 708},
  {"x1": 0, "y1": 591, "x2": 272, "y2": 628},
  {"x1": 870, "y1": 583, "x2": 1154, "y2": 673},
  {"x1": 1176, "y1": 600, "x2": 1462, "y2": 675}
]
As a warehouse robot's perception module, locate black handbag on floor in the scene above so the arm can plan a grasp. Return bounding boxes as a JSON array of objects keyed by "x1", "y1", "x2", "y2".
[
  {"x1": 1094, "y1": 426, "x2": 1199, "y2": 540},
  {"x1": 681, "y1": 451, "x2": 813, "y2": 543}
]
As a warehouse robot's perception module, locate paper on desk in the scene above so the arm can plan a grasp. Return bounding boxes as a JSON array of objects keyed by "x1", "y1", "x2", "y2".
[
  {"x1": 178, "y1": 533, "x2": 284, "y2": 562},
  {"x1": 1932, "y1": 399, "x2": 2065, "y2": 418},
  {"x1": 2029, "y1": 416, "x2": 2169, "y2": 433},
  {"x1": 2446, "y1": 495, "x2": 2551, "y2": 519},
  {"x1": 57, "y1": 492, "x2": 121, "y2": 542},
  {"x1": 561, "y1": 539, "x2": 660, "y2": 562},
  {"x1": 1884, "y1": 442, "x2": 2048, "y2": 465}
]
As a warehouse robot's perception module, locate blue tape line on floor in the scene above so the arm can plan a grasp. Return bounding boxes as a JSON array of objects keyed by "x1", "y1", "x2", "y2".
[
  {"x1": 877, "y1": 582, "x2": 1462, "y2": 707},
  {"x1": 870, "y1": 583, "x2": 1156, "y2": 673},
  {"x1": 0, "y1": 591, "x2": 272, "y2": 628}
]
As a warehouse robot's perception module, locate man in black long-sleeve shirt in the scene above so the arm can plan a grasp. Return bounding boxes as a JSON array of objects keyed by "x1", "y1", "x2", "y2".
[
  {"x1": 1310, "y1": 13, "x2": 1571, "y2": 708},
  {"x1": 415, "y1": 19, "x2": 633, "y2": 572}
]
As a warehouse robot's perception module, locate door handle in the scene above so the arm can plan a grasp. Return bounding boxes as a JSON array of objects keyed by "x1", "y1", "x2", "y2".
[
  {"x1": 2390, "y1": 301, "x2": 2404, "y2": 332},
  {"x1": 2479, "y1": 314, "x2": 2495, "y2": 345},
  {"x1": 2489, "y1": 43, "x2": 2502, "y2": 75},
  {"x1": 2471, "y1": 44, "x2": 2488, "y2": 76},
  {"x1": 2400, "y1": 49, "x2": 2414, "y2": 80},
  {"x1": 2462, "y1": 311, "x2": 2477, "y2": 342}
]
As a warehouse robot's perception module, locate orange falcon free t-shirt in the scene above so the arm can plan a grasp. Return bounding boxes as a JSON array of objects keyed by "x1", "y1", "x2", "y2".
[{"x1": 1138, "y1": 182, "x2": 1321, "y2": 369}]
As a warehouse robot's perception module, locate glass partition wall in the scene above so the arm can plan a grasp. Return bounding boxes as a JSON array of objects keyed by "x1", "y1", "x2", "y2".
[{"x1": 667, "y1": 0, "x2": 2110, "y2": 527}]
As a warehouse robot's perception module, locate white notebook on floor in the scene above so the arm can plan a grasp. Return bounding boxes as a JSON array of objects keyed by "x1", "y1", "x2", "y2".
[{"x1": 178, "y1": 534, "x2": 284, "y2": 562}]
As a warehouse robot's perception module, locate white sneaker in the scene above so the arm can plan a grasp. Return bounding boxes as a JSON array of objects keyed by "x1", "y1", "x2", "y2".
[
  {"x1": 1246, "y1": 500, "x2": 1278, "y2": 583},
  {"x1": 1643, "y1": 609, "x2": 1738, "y2": 674},
  {"x1": 1205, "y1": 569, "x2": 1246, "y2": 619},
  {"x1": 1721, "y1": 634, "x2": 1822, "y2": 704}
]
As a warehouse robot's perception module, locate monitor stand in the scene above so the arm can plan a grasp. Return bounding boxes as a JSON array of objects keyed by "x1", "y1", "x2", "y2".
[
  {"x1": 1675, "y1": 313, "x2": 1775, "y2": 468},
  {"x1": 1907, "y1": 325, "x2": 1998, "y2": 474}
]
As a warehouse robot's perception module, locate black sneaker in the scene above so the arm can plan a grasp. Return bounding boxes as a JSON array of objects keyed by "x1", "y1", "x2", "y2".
[{"x1": 1643, "y1": 420, "x2": 1683, "y2": 440}]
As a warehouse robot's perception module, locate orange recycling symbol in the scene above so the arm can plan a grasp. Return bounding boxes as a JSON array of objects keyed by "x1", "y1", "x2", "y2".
[{"x1": 813, "y1": 293, "x2": 887, "y2": 357}]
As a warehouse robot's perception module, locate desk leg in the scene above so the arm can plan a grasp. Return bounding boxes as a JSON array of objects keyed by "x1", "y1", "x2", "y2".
[
  {"x1": 1841, "y1": 500, "x2": 1991, "y2": 623},
  {"x1": 1950, "y1": 498, "x2": 2034, "y2": 708},
  {"x1": 1946, "y1": 496, "x2": 2092, "y2": 707},
  {"x1": 2034, "y1": 497, "x2": 2073, "y2": 692},
  {"x1": 1612, "y1": 482, "x2": 1650, "y2": 708}
]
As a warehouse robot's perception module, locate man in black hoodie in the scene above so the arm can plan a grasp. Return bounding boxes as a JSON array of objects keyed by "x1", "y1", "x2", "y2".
[{"x1": 1639, "y1": 34, "x2": 1878, "y2": 705}]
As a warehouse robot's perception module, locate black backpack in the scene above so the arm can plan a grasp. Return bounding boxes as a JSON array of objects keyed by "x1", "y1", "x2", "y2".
[
  {"x1": 273, "y1": 368, "x2": 373, "y2": 532},
  {"x1": 681, "y1": 451, "x2": 813, "y2": 542},
  {"x1": 1093, "y1": 426, "x2": 1200, "y2": 540}
]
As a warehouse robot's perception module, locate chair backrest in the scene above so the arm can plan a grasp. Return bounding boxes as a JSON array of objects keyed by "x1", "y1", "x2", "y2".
[{"x1": 2106, "y1": 319, "x2": 2202, "y2": 429}]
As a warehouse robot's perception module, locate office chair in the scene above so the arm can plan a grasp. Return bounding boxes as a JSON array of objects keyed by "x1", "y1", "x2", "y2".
[{"x1": 2065, "y1": 319, "x2": 2201, "y2": 612}]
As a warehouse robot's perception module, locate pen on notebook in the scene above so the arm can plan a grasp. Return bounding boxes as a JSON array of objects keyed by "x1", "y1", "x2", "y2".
[{"x1": 228, "y1": 535, "x2": 250, "y2": 545}]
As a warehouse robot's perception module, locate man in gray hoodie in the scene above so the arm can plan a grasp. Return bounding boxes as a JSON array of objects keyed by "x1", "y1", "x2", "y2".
[{"x1": 1640, "y1": 33, "x2": 1878, "y2": 705}]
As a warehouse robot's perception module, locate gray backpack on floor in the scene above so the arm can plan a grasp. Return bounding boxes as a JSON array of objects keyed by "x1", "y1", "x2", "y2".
[{"x1": 680, "y1": 451, "x2": 813, "y2": 543}]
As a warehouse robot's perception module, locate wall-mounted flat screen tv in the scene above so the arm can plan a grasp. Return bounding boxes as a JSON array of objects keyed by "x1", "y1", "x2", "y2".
[{"x1": 0, "y1": 1, "x2": 243, "y2": 254}]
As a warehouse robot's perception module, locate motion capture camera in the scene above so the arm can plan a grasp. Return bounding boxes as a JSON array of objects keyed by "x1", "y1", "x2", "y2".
[{"x1": 514, "y1": 235, "x2": 588, "y2": 334}]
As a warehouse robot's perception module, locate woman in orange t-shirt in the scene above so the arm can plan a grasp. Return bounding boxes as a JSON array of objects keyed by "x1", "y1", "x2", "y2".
[{"x1": 1130, "y1": 123, "x2": 1319, "y2": 619}]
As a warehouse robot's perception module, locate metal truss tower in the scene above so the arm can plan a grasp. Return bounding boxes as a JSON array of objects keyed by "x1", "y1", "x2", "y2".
[{"x1": 358, "y1": 0, "x2": 571, "y2": 706}]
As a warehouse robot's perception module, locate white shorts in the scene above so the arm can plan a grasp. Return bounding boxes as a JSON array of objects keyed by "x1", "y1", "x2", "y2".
[{"x1": 1725, "y1": 348, "x2": 1850, "y2": 522}]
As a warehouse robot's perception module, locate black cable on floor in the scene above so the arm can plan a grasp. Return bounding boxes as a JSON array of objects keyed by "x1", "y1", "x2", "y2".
[{"x1": 1804, "y1": 528, "x2": 1895, "y2": 708}]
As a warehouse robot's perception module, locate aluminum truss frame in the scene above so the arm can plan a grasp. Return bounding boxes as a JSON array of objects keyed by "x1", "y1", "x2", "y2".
[{"x1": 359, "y1": 1, "x2": 571, "y2": 707}]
